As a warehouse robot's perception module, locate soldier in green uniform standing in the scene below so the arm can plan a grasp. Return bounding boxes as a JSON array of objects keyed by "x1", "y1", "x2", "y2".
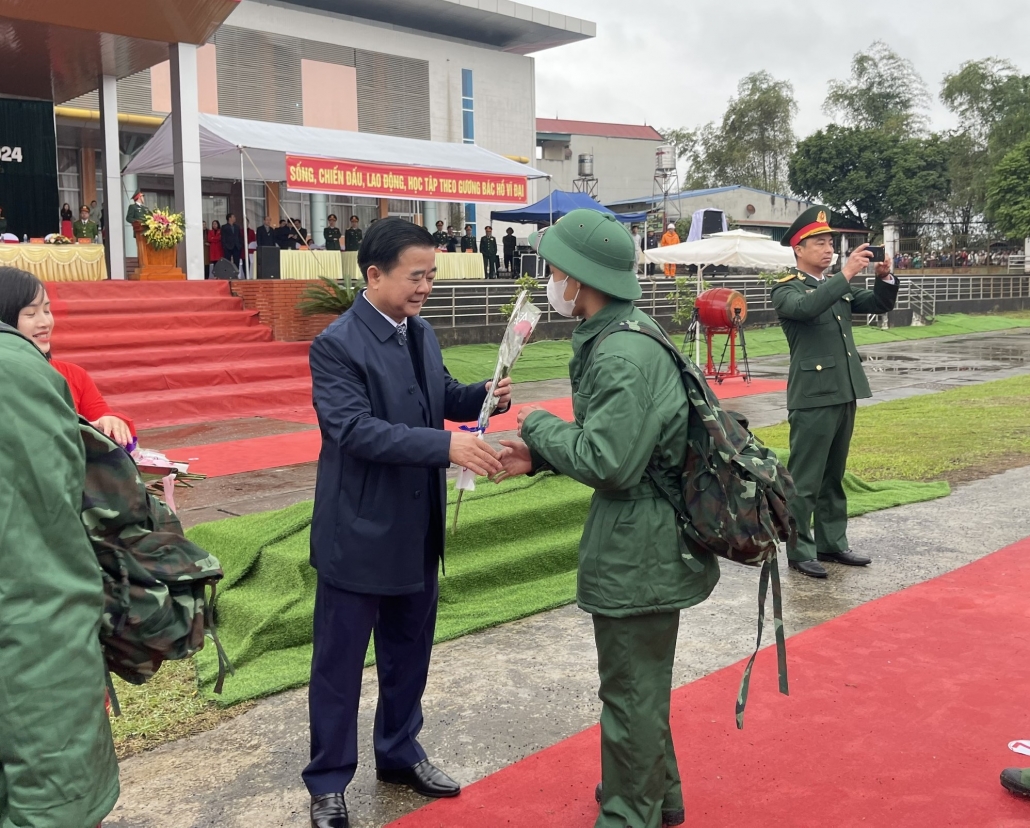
[
  {"x1": 480, "y1": 225, "x2": 499, "y2": 278},
  {"x1": 771, "y1": 206, "x2": 899, "y2": 578},
  {"x1": 431, "y1": 220, "x2": 448, "y2": 248},
  {"x1": 125, "y1": 190, "x2": 149, "y2": 225},
  {"x1": 72, "y1": 205, "x2": 98, "y2": 240},
  {"x1": 344, "y1": 215, "x2": 363, "y2": 252},
  {"x1": 323, "y1": 214, "x2": 342, "y2": 251},
  {"x1": 496, "y1": 210, "x2": 719, "y2": 828}
]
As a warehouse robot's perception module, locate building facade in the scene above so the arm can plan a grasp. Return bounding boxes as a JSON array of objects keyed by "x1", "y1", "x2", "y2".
[
  {"x1": 55, "y1": 0, "x2": 594, "y2": 263},
  {"x1": 608, "y1": 185, "x2": 815, "y2": 242},
  {"x1": 535, "y1": 118, "x2": 664, "y2": 205}
]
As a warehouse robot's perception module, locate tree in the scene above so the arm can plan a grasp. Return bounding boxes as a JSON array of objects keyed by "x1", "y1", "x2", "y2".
[
  {"x1": 661, "y1": 71, "x2": 797, "y2": 193},
  {"x1": 939, "y1": 59, "x2": 1030, "y2": 229},
  {"x1": 986, "y1": 139, "x2": 1030, "y2": 240},
  {"x1": 824, "y1": 41, "x2": 930, "y2": 135},
  {"x1": 788, "y1": 125, "x2": 950, "y2": 229}
]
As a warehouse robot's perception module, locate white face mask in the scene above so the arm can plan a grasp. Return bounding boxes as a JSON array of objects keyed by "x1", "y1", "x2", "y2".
[{"x1": 546, "y1": 274, "x2": 579, "y2": 318}]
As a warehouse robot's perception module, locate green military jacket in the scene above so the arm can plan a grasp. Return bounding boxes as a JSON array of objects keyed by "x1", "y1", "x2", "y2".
[
  {"x1": 72, "y1": 218, "x2": 98, "y2": 239},
  {"x1": 522, "y1": 301, "x2": 720, "y2": 617},
  {"x1": 125, "y1": 201, "x2": 148, "y2": 224},
  {"x1": 770, "y1": 268, "x2": 900, "y2": 410},
  {"x1": 344, "y1": 227, "x2": 363, "y2": 251},
  {"x1": 480, "y1": 235, "x2": 498, "y2": 257},
  {"x1": 432, "y1": 230, "x2": 448, "y2": 247},
  {"x1": 324, "y1": 226, "x2": 342, "y2": 251},
  {"x1": 0, "y1": 325, "x2": 119, "y2": 828}
]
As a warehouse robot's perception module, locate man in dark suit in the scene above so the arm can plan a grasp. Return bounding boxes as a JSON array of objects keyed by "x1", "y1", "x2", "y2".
[
  {"x1": 256, "y1": 216, "x2": 277, "y2": 249},
  {"x1": 305, "y1": 218, "x2": 511, "y2": 828},
  {"x1": 221, "y1": 213, "x2": 245, "y2": 275}
]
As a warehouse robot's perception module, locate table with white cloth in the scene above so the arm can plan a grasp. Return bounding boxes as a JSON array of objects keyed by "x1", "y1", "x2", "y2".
[
  {"x1": 0, "y1": 243, "x2": 108, "y2": 281},
  {"x1": 277, "y1": 250, "x2": 484, "y2": 281}
]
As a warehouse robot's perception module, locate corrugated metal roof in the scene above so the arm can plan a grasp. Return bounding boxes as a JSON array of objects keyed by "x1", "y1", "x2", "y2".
[{"x1": 535, "y1": 118, "x2": 664, "y2": 142}]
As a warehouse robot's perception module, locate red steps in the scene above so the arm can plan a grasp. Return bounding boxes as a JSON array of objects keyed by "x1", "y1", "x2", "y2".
[{"x1": 45, "y1": 280, "x2": 312, "y2": 428}]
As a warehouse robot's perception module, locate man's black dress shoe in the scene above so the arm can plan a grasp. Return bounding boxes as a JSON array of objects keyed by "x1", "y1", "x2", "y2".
[
  {"x1": 788, "y1": 559, "x2": 828, "y2": 578},
  {"x1": 376, "y1": 759, "x2": 461, "y2": 798},
  {"x1": 817, "y1": 549, "x2": 871, "y2": 566},
  {"x1": 594, "y1": 782, "x2": 685, "y2": 826},
  {"x1": 310, "y1": 793, "x2": 349, "y2": 828}
]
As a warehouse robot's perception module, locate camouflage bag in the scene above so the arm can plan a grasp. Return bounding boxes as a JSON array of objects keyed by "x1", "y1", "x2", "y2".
[
  {"x1": 593, "y1": 321, "x2": 796, "y2": 728},
  {"x1": 79, "y1": 422, "x2": 233, "y2": 706}
]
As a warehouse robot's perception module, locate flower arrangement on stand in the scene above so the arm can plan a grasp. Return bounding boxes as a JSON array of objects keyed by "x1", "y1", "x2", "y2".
[
  {"x1": 143, "y1": 210, "x2": 186, "y2": 250},
  {"x1": 44, "y1": 234, "x2": 73, "y2": 245}
]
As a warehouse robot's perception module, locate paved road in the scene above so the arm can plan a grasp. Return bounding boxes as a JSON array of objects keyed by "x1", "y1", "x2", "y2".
[{"x1": 163, "y1": 328, "x2": 1030, "y2": 529}]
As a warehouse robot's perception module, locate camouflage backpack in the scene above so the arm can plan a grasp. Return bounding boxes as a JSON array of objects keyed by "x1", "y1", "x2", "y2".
[
  {"x1": 79, "y1": 422, "x2": 233, "y2": 707},
  {"x1": 593, "y1": 320, "x2": 796, "y2": 728}
]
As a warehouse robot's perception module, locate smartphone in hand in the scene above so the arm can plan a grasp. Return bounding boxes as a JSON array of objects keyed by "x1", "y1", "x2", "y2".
[{"x1": 866, "y1": 245, "x2": 886, "y2": 263}]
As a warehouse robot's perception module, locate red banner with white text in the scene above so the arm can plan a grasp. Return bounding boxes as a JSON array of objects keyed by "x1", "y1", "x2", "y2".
[{"x1": 285, "y1": 155, "x2": 529, "y2": 204}]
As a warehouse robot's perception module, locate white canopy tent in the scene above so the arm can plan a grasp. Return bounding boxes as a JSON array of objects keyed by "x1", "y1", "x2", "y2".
[
  {"x1": 124, "y1": 113, "x2": 546, "y2": 275},
  {"x1": 124, "y1": 113, "x2": 546, "y2": 182},
  {"x1": 643, "y1": 229, "x2": 796, "y2": 364}
]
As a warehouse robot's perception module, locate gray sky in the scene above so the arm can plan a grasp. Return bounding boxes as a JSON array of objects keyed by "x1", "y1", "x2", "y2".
[{"x1": 534, "y1": 0, "x2": 1030, "y2": 137}]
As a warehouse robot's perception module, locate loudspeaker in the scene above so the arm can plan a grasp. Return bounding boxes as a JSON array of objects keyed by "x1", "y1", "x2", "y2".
[
  {"x1": 517, "y1": 253, "x2": 537, "y2": 279},
  {"x1": 211, "y1": 258, "x2": 238, "y2": 280},
  {"x1": 256, "y1": 246, "x2": 281, "y2": 279},
  {"x1": 700, "y1": 209, "x2": 725, "y2": 236}
]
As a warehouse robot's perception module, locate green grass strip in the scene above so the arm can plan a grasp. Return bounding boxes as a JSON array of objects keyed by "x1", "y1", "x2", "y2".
[
  {"x1": 441, "y1": 313, "x2": 1030, "y2": 384},
  {"x1": 190, "y1": 460, "x2": 949, "y2": 706}
]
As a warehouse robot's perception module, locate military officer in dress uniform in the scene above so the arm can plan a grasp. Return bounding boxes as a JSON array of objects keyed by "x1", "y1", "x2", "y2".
[
  {"x1": 344, "y1": 215, "x2": 363, "y2": 252},
  {"x1": 460, "y1": 224, "x2": 477, "y2": 253},
  {"x1": 480, "y1": 226, "x2": 499, "y2": 278},
  {"x1": 324, "y1": 214, "x2": 342, "y2": 251},
  {"x1": 125, "y1": 191, "x2": 149, "y2": 225},
  {"x1": 431, "y1": 220, "x2": 448, "y2": 249},
  {"x1": 771, "y1": 206, "x2": 899, "y2": 579},
  {"x1": 72, "y1": 205, "x2": 98, "y2": 241}
]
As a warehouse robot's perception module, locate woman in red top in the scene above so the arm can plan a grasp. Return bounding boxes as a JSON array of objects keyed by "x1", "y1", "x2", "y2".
[
  {"x1": 207, "y1": 219, "x2": 223, "y2": 277},
  {"x1": 0, "y1": 268, "x2": 135, "y2": 446}
]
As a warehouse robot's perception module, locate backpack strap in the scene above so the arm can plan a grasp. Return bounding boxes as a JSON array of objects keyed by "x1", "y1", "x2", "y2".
[{"x1": 598, "y1": 319, "x2": 789, "y2": 729}]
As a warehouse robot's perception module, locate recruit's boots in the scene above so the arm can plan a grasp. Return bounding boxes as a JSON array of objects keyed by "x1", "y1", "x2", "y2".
[
  {"x1": 1001, "y1": 768, "x2": 1030, "y2": 797},
  {"x1": 594, "y1": 782, "x2": 685, "y2": 826}
]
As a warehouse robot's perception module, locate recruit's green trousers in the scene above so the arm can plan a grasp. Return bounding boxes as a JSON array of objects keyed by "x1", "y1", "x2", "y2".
[
  {"x1": 592, "y1": 611, "x2": 683, "y2": 828},
  {"x1": 786, "y1": 400, "x2": 857, "y2": 562}
]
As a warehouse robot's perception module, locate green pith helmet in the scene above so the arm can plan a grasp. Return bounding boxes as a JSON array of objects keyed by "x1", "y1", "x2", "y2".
[
  {"x1": 780, "y1": 205, "x2": 836, "y2": 248},
  {"x1": 531, "y1": 209, "x2": 641, "y2": 301}
]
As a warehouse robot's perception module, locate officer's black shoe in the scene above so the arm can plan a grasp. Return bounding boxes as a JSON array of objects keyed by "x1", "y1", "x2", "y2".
[
  {"x1": 377, "y1": 759, "x2": 461, "y2": 798},
  {"x1": 817, "y1": 549, "x2": 871, "y2": 566},
  {"x1": 788, "y1": 559, "x2": 828, "y2": 578},
  {"x1": 1001, "y1": 768, "x2": 1030, "y2": 797},
  {"x1": 310, "y1": 793, "x2": 349, "y2": 828},
  {"x1": 594, "y1": 782, "x2": 685, "y2": 826}
]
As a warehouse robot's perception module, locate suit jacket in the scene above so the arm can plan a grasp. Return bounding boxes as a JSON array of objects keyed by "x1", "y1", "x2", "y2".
[
  {"x1": 256, "y1": 225, "x2": 277, "y2": 247},
  {"x1": 770, "y1": 269, "x2": 900, "y2": 410},
  {"x1": 221, "y1": 223, "x2": 243, "y2": 254},
  {"x1": 309, "y1": 292, "x2": 488, "y2": 595}
]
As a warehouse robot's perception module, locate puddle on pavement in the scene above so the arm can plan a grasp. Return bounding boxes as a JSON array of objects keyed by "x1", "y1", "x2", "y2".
[{"x1": 862, "y1": 337, "x2": 1030, "y2": 374}]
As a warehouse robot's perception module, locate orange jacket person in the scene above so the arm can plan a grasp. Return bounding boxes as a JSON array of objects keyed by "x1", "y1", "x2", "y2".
[{"x1": 660, "y1": 223, "x2": 680, "y2": 277}]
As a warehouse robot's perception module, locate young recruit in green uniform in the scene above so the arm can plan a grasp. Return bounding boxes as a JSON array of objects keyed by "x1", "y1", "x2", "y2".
[
  {"x1": 771, "y1": 206, "x2": 899, "y2": 579},
  {"x1": 496, "y1": 210, "x2": 719, "y2": 828}
]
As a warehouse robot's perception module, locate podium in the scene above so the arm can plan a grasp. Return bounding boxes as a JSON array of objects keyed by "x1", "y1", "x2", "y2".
[{"x1": 131, "y1": 221, "x2": 185, "y2": 280}]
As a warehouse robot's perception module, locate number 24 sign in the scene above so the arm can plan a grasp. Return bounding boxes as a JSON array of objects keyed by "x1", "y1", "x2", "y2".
[{"x1": 0, "y1": 146, "x2": 23, "y2": 162}]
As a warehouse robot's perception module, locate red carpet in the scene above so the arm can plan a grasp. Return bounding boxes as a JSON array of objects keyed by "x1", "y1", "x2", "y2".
[
  {"x1": 46, "y1": 281, "x2": 311, "y2": 428},
  {"x1": 164, "y1": 380, "x2": 787, "y2": 477},
  {"x1": 387, "y1": 538, "x2": 1030, "y2": 828}
]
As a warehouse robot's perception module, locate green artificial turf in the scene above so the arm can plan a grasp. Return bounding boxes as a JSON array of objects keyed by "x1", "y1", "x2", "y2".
[
  {"x1": 189, "y1": 466, "x2": 947, "y2": 706},
  {"x1": 441, "y1": 313, "x2": 1030, "y2": 384}
]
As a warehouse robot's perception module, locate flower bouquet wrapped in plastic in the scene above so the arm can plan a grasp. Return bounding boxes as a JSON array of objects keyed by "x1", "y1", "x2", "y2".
[{"x1": 453, "y1": 289, "x2": 542, "y2": 530}]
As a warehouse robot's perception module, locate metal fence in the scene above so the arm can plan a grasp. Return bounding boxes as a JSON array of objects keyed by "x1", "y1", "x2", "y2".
[{"x1": 423, "y1": 273, "x2": 1030, "y2": 329}]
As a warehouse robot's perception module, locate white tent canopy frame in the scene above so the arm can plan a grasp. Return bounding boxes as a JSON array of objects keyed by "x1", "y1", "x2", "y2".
[
  {"x1": 643, "y1": 229, "x2": 796, "y2": 364},
  {"x1": 124, "y1": 113, "x2": 547, "y2": 185},
  {"x1": 125, "y1": 113, "x2": 546, "y2": 279}
]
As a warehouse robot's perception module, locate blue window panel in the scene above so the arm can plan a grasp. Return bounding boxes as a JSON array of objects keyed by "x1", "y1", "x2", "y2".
[
  {"x1": 462, "y1": 110, "x2": 475, "y2": 142},
  {"x1": 465, "y1": 203, "x2": 476, "y2": 233},
  {"x1": 461, "y1": 68, "x2": 474, "y2": 99},
  {"x1": 462, "y1": 97, "x2": 474, "y2": 112}
]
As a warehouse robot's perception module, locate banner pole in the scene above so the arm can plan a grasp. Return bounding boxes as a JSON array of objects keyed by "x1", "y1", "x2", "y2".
[{"x1": 240, "y1": 149, "x2": 250, "y2": 279}]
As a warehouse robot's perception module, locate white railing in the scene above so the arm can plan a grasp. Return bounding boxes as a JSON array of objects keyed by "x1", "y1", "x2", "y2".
[{"x1": 422, "y1": 273, "x2": 1030, "y2": 328}]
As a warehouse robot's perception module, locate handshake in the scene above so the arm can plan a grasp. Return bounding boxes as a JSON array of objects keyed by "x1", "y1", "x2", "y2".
[{"x1": 448, "y1": 401, "x2": 543, "y2": 481}]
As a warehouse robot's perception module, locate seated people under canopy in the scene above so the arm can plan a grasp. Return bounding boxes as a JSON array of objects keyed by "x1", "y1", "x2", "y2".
[{"x1": 0, "y1": 268, "x2": 136, "y2": 447}]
